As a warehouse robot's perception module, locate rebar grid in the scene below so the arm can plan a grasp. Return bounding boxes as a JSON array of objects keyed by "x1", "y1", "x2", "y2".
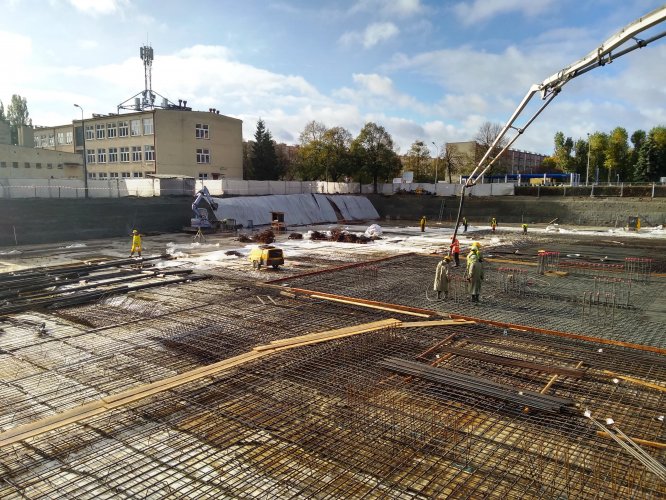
[
  {"x1": 279, "y1": 253, "x2": 666, "y2": 348},
  {"x1": 0, "y1": 277, "x2": 404, "y2": 436},
  {"x1": 1, "y1": 324, "x2": 664, "y2": 499}
]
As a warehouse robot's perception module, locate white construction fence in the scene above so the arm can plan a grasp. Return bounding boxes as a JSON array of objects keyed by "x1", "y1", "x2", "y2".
[{"x1": 0, "y1": 178, "x2": 515, "y2": 199}]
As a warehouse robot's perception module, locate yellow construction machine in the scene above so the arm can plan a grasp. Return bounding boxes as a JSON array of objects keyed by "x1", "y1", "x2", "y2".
[{"x1": 249, "y1": 245, "x2": 284, "y2": 270}]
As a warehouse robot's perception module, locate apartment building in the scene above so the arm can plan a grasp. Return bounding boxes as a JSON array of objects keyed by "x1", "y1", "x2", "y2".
[
  {"x1": 0, "y1": 120, "x2": 83, "y2": 180},
  {"x1": 447, "y1": 141, "x2": 547, "y2": 173},
  {"x1": 36, "y1": 109, "x2": 243, "y2": 181}
]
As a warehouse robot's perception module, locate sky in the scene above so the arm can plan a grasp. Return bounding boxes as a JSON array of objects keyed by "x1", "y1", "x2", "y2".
[{"x1": 1, "y1": 0, "x2": 665, "y2": 156}]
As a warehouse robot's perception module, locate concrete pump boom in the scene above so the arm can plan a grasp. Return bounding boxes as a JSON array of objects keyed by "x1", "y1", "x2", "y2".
[{"x1": 449, "y1": 5, "x2": 666, "y2": 247}]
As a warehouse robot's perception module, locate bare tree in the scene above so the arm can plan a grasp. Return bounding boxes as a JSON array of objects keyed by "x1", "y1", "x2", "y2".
[
  {"x1": 475, "y1": 121, "x2": 509, "y2": 173},
  {"x1": 440, "y1": 143, "x2": 466, "y2": 183}
]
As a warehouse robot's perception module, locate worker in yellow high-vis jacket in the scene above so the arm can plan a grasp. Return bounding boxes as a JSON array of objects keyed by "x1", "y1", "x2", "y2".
[{"x1": 130, "y1": 229, "x2": 142, "y2": 257}]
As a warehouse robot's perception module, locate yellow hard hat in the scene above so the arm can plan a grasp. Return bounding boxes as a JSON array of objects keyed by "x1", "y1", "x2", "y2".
[
  {"x1": 132, "y1": 229, "x2": 138, "y2": 234},
  {"x1": 444, "y1": 255, "x2": 452, "y2": 261},
  {"x1": 471, "y1": 241, "x2": 481, "y2": 248}
]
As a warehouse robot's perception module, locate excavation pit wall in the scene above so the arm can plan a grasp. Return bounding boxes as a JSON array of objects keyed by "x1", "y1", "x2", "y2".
[{"x1": 1, "y1": 194, "x2": 666, "y2": 247}]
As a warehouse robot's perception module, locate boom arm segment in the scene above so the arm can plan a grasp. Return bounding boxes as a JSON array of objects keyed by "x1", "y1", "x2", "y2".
[
  {"x1": 448, "y1": 6, "x2": 666, "y2": 250},
  {"x1": 465, "y1": 5, "x2": 666, "y2": 188}
]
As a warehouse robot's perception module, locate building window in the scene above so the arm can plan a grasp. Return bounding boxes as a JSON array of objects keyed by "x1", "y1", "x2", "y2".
[
  {"x1": 0, "y1": 161, "x2": 6, "y2": 168},
  {"x1": 198, "y1": 173, "x2": 209, "y2": 179},
  {"x1": 133, "y1": 172, "x2": 143, "y2": 178},
  {"x1": 130, "y1": 119, "x2": 141, "y2": 136},
  {"x1": 57, "y1": 164, "x2": 63, "y2": 169},
  {"x1": 47, "y1": 163, "x2": 53, "y2": 169},
  {"x1": 118, "y1": 121, "x2": 129, "y2": 137},
  {"x1": 66, "y1": 131, "x2": 73, "y2": 144},
  {"x1": 96, "y1": 124, "x2": 105, "y2": 139},
  {"x1": 36, "y1": 163, "x2": 42, "y2": 169},
  {"x1": 195, "y1": 123, "x2": 209, "y2": 139},
  {"x1": 110, "y1": 172, "x2": 119, "y2": 178},
  {"x1": 131, "y1": 146, "x2": 142, "y2": 162},
  {"x1": 12, "y1": 162, "x2": 19, "y2": 168},
  {"x1": 57, "y1": 132, "x2": 65, "y2": 145},
  {"x1": 48, "y1": 134, "x2": 54, "y2": 147},
  {"x1": 107, "y1": 122, "x2": 117, "y2": 138},
  {"x1": 85, "y1": 125, "x2": 95, "y2": 140},
  {"x1": 86, "y1": 149, "x2": 96, "y2": 164},
  {"x1": 89, "y1": 172, "x2": 97, "y2": 179},
  {"x1": 143, "y1": 118, "x2": 153, "y2": 135},
  {"x1": 108, "y1": 147, "x2": 118, "y2": 163},
  {"x1": 97, "y1": 149, "x2": 107, "y2": 163},
  {"x1": 99, "y1": 172, "x2": 108, "y2": 179},
  {"x1": 24, "y1": 162, "x2": 30, "y2": 168},
  {"x1": 122, "y1": 172, "x2": 131, "y2": 178},
  {"x1": 120, "y1": 147, "x2": 130, "y2": 162},
  {"x1": 144, "y1": 145, "x2": 155, "y2": 161},
  {"x1": 196, "y1": 148, "x2": 210, "y2": 163}
]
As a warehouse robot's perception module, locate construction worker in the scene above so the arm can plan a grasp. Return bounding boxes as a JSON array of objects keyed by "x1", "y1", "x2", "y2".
[
  {"x1": 433, "y1": 255, "x2": 453, "y2": 299},
  {"x1": 465, "y1": 248, "x2": 484, "y2": 303},
  {"x1": 450, "y1": 236, "x2": 460, "y2": 267},
  {"x1": 420, "y1": 216, "x2": 426, "y2": 232},
  {"x1": 522, "y1": 223, "x2": 528, "y2": 235},
  {"x1": 469, "y1": 241, "x2": 483, "y2": 262},
  {"x1": 462, "y1": 217, "x2": 468, "y2": 232},
  {"x1": 129, "y1": 229, "x2": 142, "y2": 257},
  {"x1": 491, "y1": 217, "x2": 497, "y2": 233}
]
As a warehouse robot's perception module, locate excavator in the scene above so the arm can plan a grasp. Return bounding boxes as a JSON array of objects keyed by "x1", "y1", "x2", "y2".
[
  {"x1": 450, "y1": 5, "x2": 666, "y2": 248},
  {"x1": 189, "y1": 186, "x2": 219, "y2": 231}
]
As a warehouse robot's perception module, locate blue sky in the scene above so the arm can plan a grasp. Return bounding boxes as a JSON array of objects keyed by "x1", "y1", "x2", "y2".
[{"x1": 1, "y1": 0, "x2": 665, "y2": 155}]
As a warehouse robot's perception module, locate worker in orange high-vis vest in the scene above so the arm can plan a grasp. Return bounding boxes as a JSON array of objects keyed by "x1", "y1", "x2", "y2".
[
  {"x1": 129, "y1": 229, "x2": 142, "y2": 257},
  {"x1": 450, "y1": 236, "x2": 460, "y2": 267}
]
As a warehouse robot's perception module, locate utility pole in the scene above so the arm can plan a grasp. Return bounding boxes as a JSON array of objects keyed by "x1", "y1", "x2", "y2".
[
  {"x1": 586, "y1": 132, "x2": 591, "y2": 187},
  {"x1": 73, "y1": 104, "x2": 89, "y2": 198},
  {"x1": 431, "y1": 141, "x2": 440, "y2": 184}
]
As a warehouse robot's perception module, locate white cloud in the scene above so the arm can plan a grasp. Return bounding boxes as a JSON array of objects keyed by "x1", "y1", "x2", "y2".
[
  {"x1": 340, "y1": 22, "x2": 399, "y2": 49},
  {"x1": 67, "y1": 0, "x2": 128, "y2": 16},
  {"x1": 350, "y1": 0, "x2": 423, "y2": 17},
  {"x1": 453, "y1": 0, "x2": 557, "y2": 26},
  {"x1": 77, "y1": 39, "x2": 99, "y2": 50}
]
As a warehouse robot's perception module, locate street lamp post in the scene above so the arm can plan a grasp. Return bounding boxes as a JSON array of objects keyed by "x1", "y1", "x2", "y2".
[
  {"x1": 431, "y1": 141, "x2": 439, "y2": 184},
  {"x1": 73, "y1": 104, "x2": 89, "y2": 198},
  {"x1": 585, "y1": 133, "x2": 591, "y2": 187}
]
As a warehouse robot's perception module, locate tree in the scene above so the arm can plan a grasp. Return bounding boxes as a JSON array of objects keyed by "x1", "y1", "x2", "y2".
[
  {"x1": 295, "y1": 120, "x2": 328, "y2": 180},
  {"x1": 475, "y1": 121, "x2": 509, "y2": 173},
  {"x1": 572, "y1": 138, "x2": 589, "y2": 178},
  {"x1": 553, "y1": 131, "x2": 575, "y2": 172},
  {"x1": 629, "y1": 129, "x2": 646, "y2": 181},
  {"x1": 351, "y1": 122, "x2": 401, "y2": 193},
  {"x1": 604, "y1": 127, "x2": 629, "y2": 182},
  {"x1": 404, "y1": 140, "x2": 432, "y2": 182},
  {"x1": 321, "y1": 126, "x2": 354, "y2": 182},
  {"x1": 6, "y1": 94, "x2": 31, "y2": 145},
  {"x1": 634, "y1": 126, "x2": 666, "y2": 182},
  {"x1": 0, "y1": 99, "x2": 5, "y2": 121},
  {"x1": 440, "y1": 143, "x2": 466, "y2": 183},
  {"x1": 588, "y1": 132, "x2": 608, "y2": 184},
  {"x1": 250, "y1": 119, "x2": 280, "y2": 180}
]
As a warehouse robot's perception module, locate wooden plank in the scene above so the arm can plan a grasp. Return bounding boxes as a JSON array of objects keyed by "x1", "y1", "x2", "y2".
[
  {"x1": 0, "y1": 318, "x2": 400, "y2": 449},
  {"x1": 602, "y1": 370, "x2": 666, "y2": 393},
  {"x1": 596, "y1": 431, "x2": 666, "y2": 449},
  {"x1": 448, "y1": 313, "x2": 666, "y2": 356},
  {"x1": 309, "y1": 294, "x2": 432, "y2": 317},
  {"x1": 399, "y1": 319, "x2": 475, "y2": 328},
  {"x1": 256, "y1": 319, "x2": 400, "y2": 350}
]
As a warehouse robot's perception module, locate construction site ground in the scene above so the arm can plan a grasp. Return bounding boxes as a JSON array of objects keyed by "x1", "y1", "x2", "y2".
[{"x1": 1, "y1": 220, "x2": 665, "y2": 499}]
